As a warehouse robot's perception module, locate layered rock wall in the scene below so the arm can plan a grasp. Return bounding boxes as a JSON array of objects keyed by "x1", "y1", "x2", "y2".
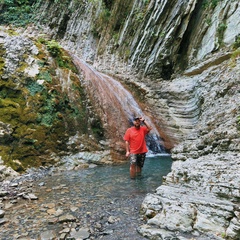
[
  {"x1": 31, "y1": 1, "x2": 240, "y2": 238},
  {"x1": 1, "y1": 0, "x2": 240, "y2": 238},
  {"x1": 32, "y1": 0, "x2": 240, "y2": 145},
  {"x1": 139, "y1": 53, "x2": 240, "y2": 239}
]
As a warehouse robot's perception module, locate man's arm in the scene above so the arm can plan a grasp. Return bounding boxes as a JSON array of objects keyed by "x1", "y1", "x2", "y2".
[
  {"x1": 140, "y1": 117, "x2": 152, "y2": 132},
  {"x1": 125, "y1": 141, "x2": 130, "y2": 157}
]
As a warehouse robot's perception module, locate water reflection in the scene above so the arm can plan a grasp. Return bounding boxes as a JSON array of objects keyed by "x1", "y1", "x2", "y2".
[
  {"x1": 54, "y1": 155, "x2": 172, "y2": 199},
  {"x1": 2, "y1": 155, "x2": 172, "y2": 239}
]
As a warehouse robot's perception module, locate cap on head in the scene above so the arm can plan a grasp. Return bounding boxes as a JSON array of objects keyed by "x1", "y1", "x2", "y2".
[{"x1": 133, "y1": 116, "x2": 140, "y2": 121}]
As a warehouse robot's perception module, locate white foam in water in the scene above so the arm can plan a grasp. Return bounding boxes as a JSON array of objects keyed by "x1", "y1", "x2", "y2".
[{"x1": 146, "y1": 152, "x2": 171, "y2": 158}]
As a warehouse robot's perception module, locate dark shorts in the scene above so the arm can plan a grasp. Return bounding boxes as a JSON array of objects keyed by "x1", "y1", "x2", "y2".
[{"x1": 129, "y1": 153, "x2": 146, "y2": 168}]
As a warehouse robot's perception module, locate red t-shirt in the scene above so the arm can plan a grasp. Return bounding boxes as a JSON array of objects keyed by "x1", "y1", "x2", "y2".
[{"x1": 123, "y1": 126, "x2": 149, "y2": 154}]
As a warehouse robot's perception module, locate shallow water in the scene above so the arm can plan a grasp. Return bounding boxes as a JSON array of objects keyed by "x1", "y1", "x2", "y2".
[{"x1": 2, "y1": 155, "x2": 172, "y2": 239}]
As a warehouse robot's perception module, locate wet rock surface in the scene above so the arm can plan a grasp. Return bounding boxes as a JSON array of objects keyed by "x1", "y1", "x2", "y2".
[
  {"x1": 0, "y1": 156, "x2": 172, "y2": 239},
  {"x1": 138, "y1": 46, "x2": 240, "y2": 240}
]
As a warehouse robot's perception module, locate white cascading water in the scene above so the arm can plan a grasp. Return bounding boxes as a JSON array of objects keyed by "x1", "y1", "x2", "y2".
[{"x1": 71, "y1": 54, "x2": 165, "y2": 154}]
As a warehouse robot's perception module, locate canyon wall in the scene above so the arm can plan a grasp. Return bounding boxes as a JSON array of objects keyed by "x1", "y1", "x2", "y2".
[
  {"x1": 31, "y1": 0, "x2": 240, "y2": 239},
  {"x1": 1, "y1": 0, "x2": 239, "y2": 239},
  {"x1": 32, "y1": 0, "x2": 240, "y2": 147},
  {"x1": 0, "y1": 27, "x2": 107, "y2": 171}
]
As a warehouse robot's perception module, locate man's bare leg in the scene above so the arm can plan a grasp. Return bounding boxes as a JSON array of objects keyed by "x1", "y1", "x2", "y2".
[
  {"x1": 136, "y1": 166, "x2": 142, "y2": 176},
  {"x1": 130, "y1": 164, "x2": 137, "y2": 178},
  {"x1": 130, "y1": 164, "x2": 142, "y2": 178}
]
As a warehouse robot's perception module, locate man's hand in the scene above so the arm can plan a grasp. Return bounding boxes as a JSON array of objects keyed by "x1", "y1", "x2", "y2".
[
  {"x1": 139, "y1": 117, "x2": 145, "y2": 122},
  {"x1": 125, "y1": 141, "x2": 130, "y2": 157},
  {"x1": 140, "y1": 117, "x2": 152, "y2": 131}
]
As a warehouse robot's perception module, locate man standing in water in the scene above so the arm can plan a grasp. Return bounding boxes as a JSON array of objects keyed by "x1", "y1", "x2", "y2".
[{"x1": 124, "y1": 116, "x2": 152, "y2": 178}]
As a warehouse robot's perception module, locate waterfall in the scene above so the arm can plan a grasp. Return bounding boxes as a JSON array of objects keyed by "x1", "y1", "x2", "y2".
[{"x1": 71, "y1": 55, "x2": 165, "y2": 154}]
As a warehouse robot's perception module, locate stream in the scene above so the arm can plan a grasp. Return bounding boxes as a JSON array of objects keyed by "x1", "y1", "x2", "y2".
[{"x1": 1, "y1": 155, "x2": 172, "y2": 239}]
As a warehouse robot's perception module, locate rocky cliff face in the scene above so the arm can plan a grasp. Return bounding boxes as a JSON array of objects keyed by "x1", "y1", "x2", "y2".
[
  {"x1": 32, "y1": 0, "x2": 240, "y2": 146},
  {"x1": 0, "y1": 27, "x2": 106, "y2": 171},
  {"x1": 138, "y1": 54, "x2": 240, "y2": 239},
  {"x1": 1, "y1": 0, "x2": 240, "y2": 239}
]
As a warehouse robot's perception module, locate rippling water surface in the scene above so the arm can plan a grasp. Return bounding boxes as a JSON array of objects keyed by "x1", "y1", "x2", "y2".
[
  {"x1": 2, "y1": 155, "x2": 172, "y2": 239},
  {"x1": 59, "y1": 155, "x2": 172, "y2": 197}
]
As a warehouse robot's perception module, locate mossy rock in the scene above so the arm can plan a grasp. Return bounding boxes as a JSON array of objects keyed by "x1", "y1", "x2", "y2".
[{"x1": 0, "y1": 32, "x2": 105, "y2": 172}]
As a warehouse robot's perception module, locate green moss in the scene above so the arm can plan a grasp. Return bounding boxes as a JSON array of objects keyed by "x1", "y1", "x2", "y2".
[
  {"x1": 0, "y1": 98, "x2": 23, "y2": 125},
  {"x1": 0, "y1": 86, "x2": 22, "y2": 100},
  {"x1": 26, "y1": 79, "x2": 44, "y2": 96},
  {"x1": 46, "y1": 39, "x2": 62, "y2": 57},
  {"x1": 0, "y1": 34, "x2": 103, "y2": 172},
  {"x1": 205, "y1": 18, "x2": 212, "y2": 26},
  {"x1": 17, "y1": 60, "x2": 28, "y2": 73},
  {"x1": 217, "y1": 22, "x2": 227, "y2": 46},
  {"x1": 37, "y1": 71, "x2": 52, "y2": 82},
  {"x1": 6, "y1": 29, "x2": 19, "y2": 36},
  {"x1": 0, "y1": 146, "x2": 12, "y2": 161},
  {"x1": 37, "y1": 36, "x2": 48, "y2": 45},
  {"x1": 38, "y1": 39, "x2": 77, "y2": 72},
  {"x1": 39, "y1": 113, "x2": 54, "y2": 126},
  {"x1": 203, "y1": 0, "x2": 223, "y2": 9},
  {"x1": 87, "y1": 114, "x2": 103, "y2": 140},
  {"x1": 0, "y1": 44, "x2": 6, "y2": 75},
  {"x1": 230, "y1": 48, "x2": 240, "y2": 67},
  {"x1": 232, "y1": 35, "x2": 240, "y2": 49}
]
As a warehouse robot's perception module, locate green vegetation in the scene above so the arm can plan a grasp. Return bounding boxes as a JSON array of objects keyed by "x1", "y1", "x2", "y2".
[
  {"x1": 45, "y1": 39, "x2": 62, "y2": 57},
  {"x1": 230, "y1": 48, "x2": 240, "y2": 67},
  {"x1": 221, "y1": 232, "x2": 226, "y2": 239},
  {"x1": 26, "y1": 78, "x2": 44, "y2": 96},
  {"x1": 233, "y1": 35, "x2": 240, "y2": 49},
  {"x1": 0, "y1": 0, "x2": 74, "y2": 26},
  {"x1": 203, "y1": 0, "x2": 223, "y2": 9},
  {"x1": 238, "y1": 116, "x2": 240, "y2": 130},
  {"x1": 91, "y1": 2, "x2": 111, "y2": 36},
  {"x1": 116, "y1": 0, "x2": 150, "y2": 59},
  {"x1": 37, "y1": 71, "x2": 52, "y2": 82},
  {"x1": 102, "y1": 0, "x2": 114, "y2": 10},
  {"x1": 135, "y1": 9, "x2": 144, "y2": 23},
  {"x1": 91, "y1": 0, "x2": 137, "y2": 46},
  {"x1": 205, "y1": 18, "x2": 212, "y2": 26},
  {"x1": 0, "y1": 46, "x2": 5, "y2": 75},
  {"x1": 229, "y1": 35, "x2": 240, "y2": 67},
  {"x1": 38, "y1": 38, "x2": 77, "y2": 72},
  {"x1": 217, "y1": 22, "x2": 227, "y2": 46},
  {"x1": 0, "y1": 0, "x2": 70, "y2": 27},
  {"x1": 0, "y1": 0, "x2": 35, "y2": 26},
  {"x1": 38, "y1": 38, "x2": 63, "y2": 58},
  {"x1": 0, "y1": 32, "x2": 104, "y2": 172}
]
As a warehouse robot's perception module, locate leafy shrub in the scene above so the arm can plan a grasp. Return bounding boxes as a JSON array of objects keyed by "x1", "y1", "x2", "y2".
[
  {"x1": 46, "y1": 40, "x2": 62, "y2": 57},
  {"x1": 217, "y1": 22, "x2": 227, "y2": 46},
  {"x1": 233, "y1": 35, "x2": 240, "y2": 49},
  {"x1": 0, "y1": 0, "x2": 35, "y2": 26},
  {"x1": 203, "y1": 0, "x2": 223, "y2": 9}
]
